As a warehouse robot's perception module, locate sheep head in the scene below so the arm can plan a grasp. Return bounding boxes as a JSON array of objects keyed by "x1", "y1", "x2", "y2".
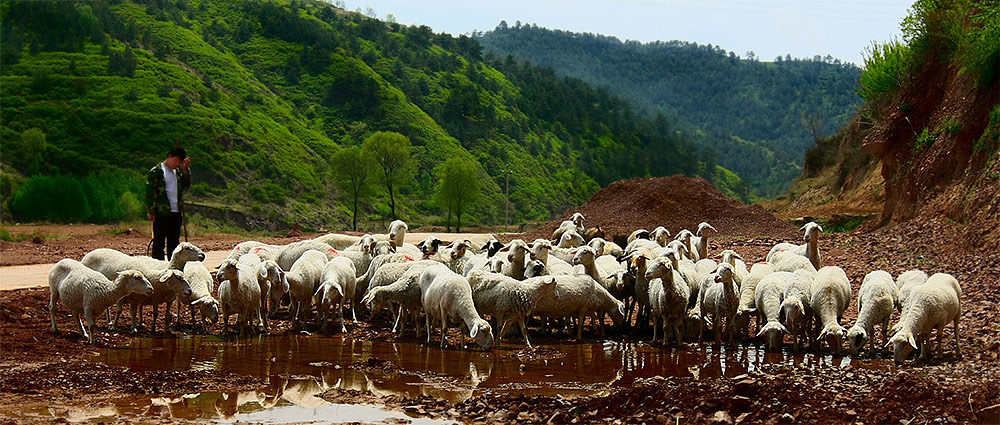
[
  {"x1": 192, "y1": 296, "x2": 220, "y2": 324},
  {"x1": 801, "y1": 222, "x2": 823, "y2": 242},
  {"x1": 469, "y1": 319, "x2": 494, "y2": 351},
  {"x1": 888, "y1": 331, "x2": 918, "y2": 364},
  {"x1": 818, "y1": 324, "x2": 846, "y2": 354},
  {"x1": 387, "y1": 220, "x2": 408, "y2": 245},
  {"x1": 847, "y1": 326, "x2": 869, "y2": 356},
  {"x1": 780, "y1": 297, "x2": 805, "y2": 333},
  {"x1": 172, "y1": 242, "x2": 207, "y2": 264},
  {"x1": 558, "y1": 230, "x2": 585, "y2": 248},
  {"x1": 571, "y1": 246, "x2": 596, "y2": 267},
  {"x1": 481, "y1": 238, "x2": 503, "y2": 257},
  {"x1": 160, "y1": 269, "x2": 192, "y2": 297},
  {"x1": 696, "y1": 222, "x2": 718, "y2": 237},
  {"x1": 719, "y1": 250, "x2": 742, "y2": 266},
  {"x1": 757, "y1": 322, "x2": 789, "y2": 352},
  {"x1": 643, "y1": 256, "x2": 670, "y2": 282},
  {"x1": 524, "y1": 259, "x2": 547, "y2": 278},
  {"x1": 118, "y1": 270, "x2": 154, "y2": 296},
  {"x1": 505, "y1": 239, "x2": 528, "y2": 262},
  {"x1": 418, "y1": 236, "x2": 443, "y2": 257},
  {"x1": 571, "y1": 212, "x2": 585, "y2": 227},
  {"x1": 714, "y1": 263, "x2": 735, "y2": 286},
  {"x1": 652, "y1": 226, "x2": 671, "y2": 246},
  {"x1": 586, "y1": 238, "x2": 606, "y2": 257},
  {"x1": 217, "y1": 259, "x2": 239, "y2": 283},
  {"x1": 529, "y1": 238, "x2": 552, "y2": 262}
]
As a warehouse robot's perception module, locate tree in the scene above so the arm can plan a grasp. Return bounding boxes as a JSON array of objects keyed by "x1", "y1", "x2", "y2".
[
  {"x1": 362, "y1": 131, "x2": 413, "y2": 220},
  {"x1": 434, "y1": 157, "x2": 480, "y2": 232},
  {"x1": 330, "y1": 145, "x2": 370, "y2": 231},
  {"x1": 19, "y1": 128, "x2": 46, "y2": 175}
]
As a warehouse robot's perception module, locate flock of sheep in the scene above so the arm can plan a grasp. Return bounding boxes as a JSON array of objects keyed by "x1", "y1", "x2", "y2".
[{"x1": 47, "y1": 214, "x2": 963, "y2": 365}]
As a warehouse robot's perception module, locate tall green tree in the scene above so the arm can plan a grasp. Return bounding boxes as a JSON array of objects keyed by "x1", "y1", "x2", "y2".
[
  {"x1": 362, "y1": 131, "x2": 413, "y2": 220},
  {"x1": 435, "y1": 157, "x2": 480, "y2": 232},
  {"x1": 330, "y1": 145, "x2": 370, "y2": 231}
]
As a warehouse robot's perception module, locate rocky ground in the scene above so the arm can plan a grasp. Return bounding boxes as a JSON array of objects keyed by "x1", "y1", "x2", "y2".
[{"x1": 2, "y1": 218, "x2": 999, "y2": 423}]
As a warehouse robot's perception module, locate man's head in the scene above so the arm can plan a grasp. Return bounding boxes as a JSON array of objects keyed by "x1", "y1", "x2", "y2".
[{"x1": 164, "y1": 147, "x2": 187, "y2": 169}]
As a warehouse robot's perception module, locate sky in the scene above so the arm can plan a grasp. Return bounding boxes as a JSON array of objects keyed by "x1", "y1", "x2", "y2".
[{"x1": 343, "y1": 0, "x2": 915, "y2": 66}]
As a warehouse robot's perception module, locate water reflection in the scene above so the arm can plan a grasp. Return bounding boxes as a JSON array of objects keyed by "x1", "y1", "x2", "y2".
[{"x1": 41, "y1": 335, "x2": 894, "y2": 422}]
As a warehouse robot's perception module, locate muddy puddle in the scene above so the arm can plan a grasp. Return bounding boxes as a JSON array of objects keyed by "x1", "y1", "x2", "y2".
[{"x1": 26, "y1": 334, "x2": 894, "y2": 422}]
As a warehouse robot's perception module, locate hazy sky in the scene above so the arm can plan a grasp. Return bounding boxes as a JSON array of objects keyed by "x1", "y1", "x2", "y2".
[{"x1": 345, "y1": 0, "x2": 914, "y2": 65}]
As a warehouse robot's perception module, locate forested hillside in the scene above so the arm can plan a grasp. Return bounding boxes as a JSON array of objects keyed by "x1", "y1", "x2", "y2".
[
  {"x1": 477, "y1": 24, "x2": 863, "y2": 196},
  {"x1": 0, "y1": 0, "x2": 739, "y2": 230}
]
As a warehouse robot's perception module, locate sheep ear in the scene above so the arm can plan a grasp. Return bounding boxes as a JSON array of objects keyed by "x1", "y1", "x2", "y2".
[
  {"x1": 498, "y1": 245, "x2": 510, "y2": 252},
  {"x1": 800, "y1": 223, "x2": 808, "y2": 231},
  {"x1": 817, "y1": 329, "x2": 828, "y2": 342},
  {"x1": 817, "y1": 225, "x2": 824, "y2": 233},
  {"x1": 733, "y1": 252, "x2": 743, "y2": 260},
  {"x1": 469, "y1": 323, "x2": 479, "y2": 338},
  {"x1": 756, "y1": 327, "x2": 767, "y2": 337},
  {"x1": 907, "y1": 334, "x2": 917, "y2": 350},
  {"x1": 884, "y1": 339, "x2": 894, "y2": 349},
  {"x1": 159, "y1": 272, "x2": 171, "y2": 283},
  {"x1": 618, "y1": 303, "x2": 625, "y2": 317},
  {"x1": 280, "y1": 276, "x2": 290, "y2": 292},
  {"x1": 259, "y1": 266, "x2": 268, "y2": 279}
]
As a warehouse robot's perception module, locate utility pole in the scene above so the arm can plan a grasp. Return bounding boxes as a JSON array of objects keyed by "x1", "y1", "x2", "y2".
[{"x1": 504, "y1": 162, "x2": 510, "y2": 232}]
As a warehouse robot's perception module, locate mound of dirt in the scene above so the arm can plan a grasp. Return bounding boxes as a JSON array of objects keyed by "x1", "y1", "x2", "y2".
[{"x1": 522, "y1": 175, "x2": 796, "y2": 242}]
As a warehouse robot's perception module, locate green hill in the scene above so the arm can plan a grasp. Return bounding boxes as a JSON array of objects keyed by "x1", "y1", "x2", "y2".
[
  {"x1": 476, "y1": 24, "x2": 864, "y2": 197},
  {"x1": 0, "y1": 0, "x2": 743, "y2": 231}
]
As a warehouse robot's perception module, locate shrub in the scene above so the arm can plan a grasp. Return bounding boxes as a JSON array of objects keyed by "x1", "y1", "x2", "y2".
[{"x1": 857, "y1": 39, "x2": 912, "y2": 101}]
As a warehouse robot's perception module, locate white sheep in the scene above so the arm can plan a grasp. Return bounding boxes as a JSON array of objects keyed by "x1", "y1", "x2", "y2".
[
  {"x1": 627, "y1": 229, "x2": 651, "y2": 244},
  {"x1": 216, "y1": 254, "x2": 264, "y2": 336},
  {"x1": 256, "y1": 259, "x2": 287, "y2": 331},
  {"x1": 781, "y1": 268, "x2": 816, "y2": 351},
  {"x1": 766, "y1": 222, "x2": 822, "y2": 270},
  {"x1": 651, "y1": 226, "x2": 671, "y2": 247},
  {"x1": 419, "y1": 265, "x2": 494, "y2": 349},
  {"x1": 49, "y1": 259, "x2": 153, "y2": 343},
  {"x1": 354, "y1": 251, "x2": 420, "y2": 304},
  {"x1": 586, "y1": 237, "x2": 623, "y2": 258},
  {"x1": 698, "y1": 263, "x2": 739, "y2": 345},
  {"x1": 887, "y1": 273, "x2": 962, "y2": 364},
  {"x1": 276, "y1": 240, "x2": 339, "y2": 271},
  {"x1": 312, "y1": 233, "x2": 363, "y2": 250},
  {"x1": 385, "y1": 219, "x2": 422, "y2": 257},
  {"x1": 553, "y1": 228, "x2": 585, "y2": 249},
  {"x1": 278, "y1": 250, "x2": 328, "y2": 328},
  {"x1": 734, "y1": 262, "x2": 775, "y2": 340},
  {"x1": 896, "y1": 269, "x2": 929, "y2": 310},
  {"x1": 643, "y1": 256, "x2": 690, "y2": 346},
  {"x1": 529, "y1": 239, "x2": 577, "y2": 275},
  {"x1": 498, "y1": 239, "x2": 529, "y2": 279},
  {"x1": 430, "y1": 240, "x2": 473, "y2": 274},
  {"x1": 810, "y1": 266, "x2": 852, "y2": 354},
  {"x1": 755, "y1": 271, "x2": 794, "y2": 351},
  {"x1": 551, "y1": 212, "x2": 586, "y2": 241},
  {"x1": 771, "y1": 249, "x2": 819, "y2": 273},
  {"x1": 718, "y1": 249, "x2": 749, "y2": 285},
  {"x1": 847, "y1": 270, "x2": 899, "y2": 356},
  {"x1": 312, "y1": 257, "x2": 357, "y2": 333},
  {"x1": 467, "y1": 270, "x2": 557, "y2": 348},
  {"x1": 362, "y1": 261, "x2": 438, "y2": 336},
  {"x1": 226, "y1": 241, "x2": 275, "y2": 260},
  {"x1": 173, "y1": 261, "x2": 219, "y2": 329},
  {"x1": 531, "y1": 274, "x2": 626, "y2": 341},
  {"x1": 673, "y1": 229, "x2": 695, "y2": 260},
  {"x1": 690, "y1": 222, "x2": 718, "y2": 261},
  {"x1": 572, "y1": 246, "x2": 624, "y2": 289},
  {"x1": 81, "y1": 243, "x2": 202, "y2": 331}
]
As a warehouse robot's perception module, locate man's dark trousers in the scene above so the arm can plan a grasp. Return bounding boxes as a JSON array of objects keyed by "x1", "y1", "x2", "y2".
[{"x1": 152, "y1": 212, "x2": 182, "y2": 260}]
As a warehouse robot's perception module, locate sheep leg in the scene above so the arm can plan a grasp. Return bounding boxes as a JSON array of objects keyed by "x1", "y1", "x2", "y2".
[
  {"x1": 698, "y1": 314, "x2": 706, "y2": 345},
  {"x1": 674, "y1": 320, "x2": 684, "y2": 347},
  {"x1": 392, "y1": 306, "x2": 404, "y2": 333},
  {"x1": 49, "y1": 293, "x2": 59, "y2": 334},
  {"x1": 75, "y1": 313, "x2": 87, "y2": 340},
  {"x1": 651, "y1": 316, "x2": 660, "y2": 343},
  {"x1": 338, "y1": 299, "x2": 347, "y2": 333},
  {"x1": 519, "y1": 318, "x2": 532, "y2": 349},
  {"x1": 425, "y1": 313, "x2": 433, "y2": 344},
  {"x1": 495, "y1": 315, "x2": 506, "y2": 347},
  {"x1": 953, "y1": 316, "x2": 962, "y2": 360},
  {"x1": 85, "y1": 308, "x2": 96, "y2": 344},
  {"x1": 128, "y1": 303, "x2": 138, "y2": 333},
  {"x1": 351, "y1": 302, "x2": 358, "y2": 322},
  {"x1": 151, "y1": 304, "x2": 160, "y2": 333},
  {"x1": 440, "y1": 307, "x2": 449, "y2": 348},
  {"x1": 576, "y1": 311, "x2": 585, "y2": 341}
]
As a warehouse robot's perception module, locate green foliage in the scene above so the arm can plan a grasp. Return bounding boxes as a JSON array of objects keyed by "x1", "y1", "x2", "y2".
[
  {"x1": 915, "y1": 127, "x2": 938, "y2": 151},
  {"x1": 7, "y1": 171, "x2": 144, "y2": 223},
  {"x1": 330, "y1": 145, "x2": 370, "y2": 230},
  {"x1": 434, "y1": 157, "x2": 480, "y2": 231},
  {"x1": 975, "y1": 104, "x2": 1000, "y2": 153},
  {"x1": 477, "y1": 24, "x2": 862, "y2": 197},
  {"x1": 362, "y1": 131, "x2": 414, "y2": 220},
  {"x1": 942, "y1": 115, "x2": 962, "y2": 136},
  {"x1": 858, "y1": 39, "x2": 912, "y2": 102}
]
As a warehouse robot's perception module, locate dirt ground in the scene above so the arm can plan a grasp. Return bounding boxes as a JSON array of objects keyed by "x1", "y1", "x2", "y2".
[{"x1": 2, "y1": 219, "x2": 999, "y2": 424}]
